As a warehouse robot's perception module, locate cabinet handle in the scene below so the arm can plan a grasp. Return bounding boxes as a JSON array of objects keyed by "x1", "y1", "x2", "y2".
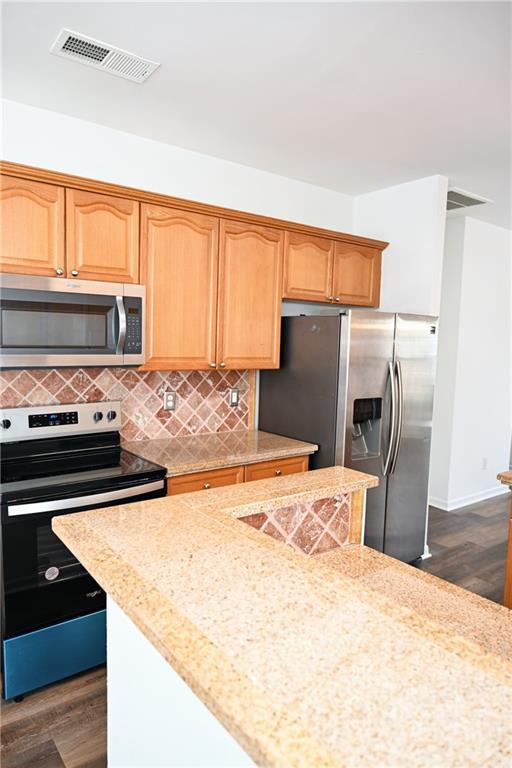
[
  {"x1": 71, "y1": 269, "x2": 79, "y2": 277},
  {"x1": 55, "y1": 267, "x2": 64, "y2": 276},
  {"x1": 203, "y1": 483, "x2": 211, "y2": 490},
  {"x1": 328, "y1": 296, "x2": 334, "y2": 302},
  {"x1": 335, "y1": 297, "x2": 340, "y2": 302},
  {"x1": 209, "y1": 363, "x2": 216, "y2": 368},
  {"x1": 275, "y1": 469, "x2": 282, "y2": 476},
  {"x1": 219, "y1": 363, "x2": 226, "y2": 368}
]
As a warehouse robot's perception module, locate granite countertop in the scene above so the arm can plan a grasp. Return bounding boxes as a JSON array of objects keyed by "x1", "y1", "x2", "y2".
[
  {"x1": 498, "y1": 470, "x2": 512, "y2": 486},
  {"x1": 123, "y1": 429, "x2": 318, "y2": 476},
  {"x1": 53, "y1": 468, "x2": 512, "y2": 768}
]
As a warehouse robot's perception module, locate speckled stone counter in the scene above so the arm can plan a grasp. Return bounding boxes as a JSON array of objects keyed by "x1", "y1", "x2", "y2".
[
  {"x1": 53, "y1": 468, "x2": 512, "y2": 768},
  {"x1": 123, "y1": 429, "x2": 318, "y2": 477}
]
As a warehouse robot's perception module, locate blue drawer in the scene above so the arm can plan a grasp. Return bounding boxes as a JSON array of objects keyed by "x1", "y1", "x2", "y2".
[{"x1": 2, "y1": 609, "x2": 106, "y2": 700}]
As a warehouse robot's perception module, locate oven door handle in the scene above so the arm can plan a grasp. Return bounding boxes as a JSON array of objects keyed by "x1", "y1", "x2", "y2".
[
  {"x1": 115, "y1": 296, "x2": 127, "y2": 355},
  {"x1": 7, "y1": 480, "x2": 165, "y2": 517}
]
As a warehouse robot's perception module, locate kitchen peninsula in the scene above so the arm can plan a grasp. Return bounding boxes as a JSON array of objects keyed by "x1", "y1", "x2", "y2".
[{"x1": 53, "y1": 468, "x2": 512, "y2": 768}]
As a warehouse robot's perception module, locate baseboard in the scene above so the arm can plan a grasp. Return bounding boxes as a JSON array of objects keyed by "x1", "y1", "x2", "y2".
[{"x1": 429, "y1": 485, "x2": 510, "y2": 512}]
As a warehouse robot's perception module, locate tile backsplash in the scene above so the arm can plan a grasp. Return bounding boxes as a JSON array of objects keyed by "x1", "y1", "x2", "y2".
[{"x1": 0, "y1": 368, "x2": 250, "y2": 441}]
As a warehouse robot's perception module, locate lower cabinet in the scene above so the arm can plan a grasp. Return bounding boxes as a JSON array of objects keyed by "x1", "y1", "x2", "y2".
[
  {"x1": 244, "y1": 455, "x2": 309, "y2": 482},
  {"x1": 166, "y1": 456, "x2": 309, "y2": 496}
]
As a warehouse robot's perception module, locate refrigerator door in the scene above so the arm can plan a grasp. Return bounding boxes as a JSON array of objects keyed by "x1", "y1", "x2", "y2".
[
  {"x1": 343, "y1": 311, "x2": 396, "y2": 552},
  {"x1": 259, "y1": 316, "x2": 342, "y2": 469},
  {"x1": 384, "y1": 314, "x2": 438, "y2": 562}
]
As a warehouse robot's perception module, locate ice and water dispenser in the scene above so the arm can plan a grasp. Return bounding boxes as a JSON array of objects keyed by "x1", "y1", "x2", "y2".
[{"x1": 351, "y1": 398, "x2": 382, "y2": 460}]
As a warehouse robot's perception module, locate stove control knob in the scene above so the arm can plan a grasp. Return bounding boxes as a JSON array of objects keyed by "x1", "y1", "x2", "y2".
[
  {"x1": 107, "y1": 410, "x2": 117, "y2": 422},
  {"x1": 1, "y1": 418, "x2": 11, "y2": 429},
  {"x1": 93, "y1": 411, "x2": 103, "y2": 423}
]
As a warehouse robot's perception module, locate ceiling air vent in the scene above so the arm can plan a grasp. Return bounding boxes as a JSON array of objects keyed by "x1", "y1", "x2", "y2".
[
  {"x1": 50, "y1": 29, "x2": 159, "y2": 83},
  {"x1": 447, "y1": 187, "x2": 492, "y2": 211}
]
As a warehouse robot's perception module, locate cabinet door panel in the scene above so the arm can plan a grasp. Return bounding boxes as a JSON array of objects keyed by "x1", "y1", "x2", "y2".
[
  {"x1": 332, "y1": 243, "x2": 381, "y2": 307},
  {"x1": 0, "y1": 176, "x2": 65, "y2": 276},
  {"x1": 66, "y1": 189, "x2": 139, "y2": 283},
  {"x1": 141, "y1": 205, "x2": 219, "y2": 370},
  {"x1": 217, "y1": 220, "x2": 283, "y2": 369},
  {"x1": 167, "y1": 466, "x2": 244, "y2": 495},
  {"x1": 283, "y1": 232, "x2": 333, "y2": 302},
  {"x1": 244, "y1": 455, "x2": 309, "y2": 482}
]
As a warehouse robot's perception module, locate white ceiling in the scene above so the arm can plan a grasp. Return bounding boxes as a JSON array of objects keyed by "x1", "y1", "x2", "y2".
[{"x1": 2, "y1": 2, "x2": 511, "y2": 227}]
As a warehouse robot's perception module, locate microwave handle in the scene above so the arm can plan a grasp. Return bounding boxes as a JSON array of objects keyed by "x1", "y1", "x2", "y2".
[{"x1": 115, "y1": 296, "x2": 127, "y2": 355}]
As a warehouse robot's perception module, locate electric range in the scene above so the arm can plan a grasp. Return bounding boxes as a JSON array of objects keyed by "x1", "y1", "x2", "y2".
[{"x1": 0, "y1": 400, "x2": 167, "y2": 700}]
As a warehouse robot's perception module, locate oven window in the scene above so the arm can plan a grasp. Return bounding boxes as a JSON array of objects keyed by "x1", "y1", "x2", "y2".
[
  {"x1": 1, "y1": 301, "x2": 108, "y2": 349},
  {"x1": 37, "y1": 525, "x2": 86, "y2": 584}
]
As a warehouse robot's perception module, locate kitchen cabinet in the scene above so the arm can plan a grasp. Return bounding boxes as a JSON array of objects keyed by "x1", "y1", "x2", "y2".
[
  {"x1": 217, "y1": 220, "x2": 284, "y2": 369},
  {"x1": 0, "y1": 175, "x2": 65, "y2": 277},
  {"x1": 66, "y1": 189, "x2": 139, "y2": 283},
  {"x1": 332, "y1": 242, "x2": 381, "y2": 307},
  {"x1": 167, "y1": 455, "x2": 309, "y2": 496},
  {"x1": 244, "y1": 455, "x2": 309, "y2": 482},
  {"x1": 141, "y1": 204, "x2": 219, "y2": 370},
  {"x1": 167, "y1": 465, "x2": 244, "y2": 495},
  {"x1": 282, "y1": 232, "x2": 334, "y2": 302}
]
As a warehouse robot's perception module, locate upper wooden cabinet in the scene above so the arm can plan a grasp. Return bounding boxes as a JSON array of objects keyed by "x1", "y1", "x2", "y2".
[
  {"x1": 283, "y1": 232, "x2": 334, "y2": 302},
  {"x1": 217, "y1": 221, "x2": 284, "y2": 369},
  {"x1": 332, "y1": 243, "x2": 381, "y2": 307},
  {"x1": 66, "y1": 189, "x2": 139, "y2": 283},
  {"x1": 0, "y1": 176, "x2": 65, "y2": 277},
  {"x1": 141, "y1": 204, "x2": 219, "y2": 370}
]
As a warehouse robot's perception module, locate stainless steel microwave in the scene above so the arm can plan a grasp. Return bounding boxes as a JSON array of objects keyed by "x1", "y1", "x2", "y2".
[{"x1": 0, "y1": 274, "x2": 145, "y2": 368}]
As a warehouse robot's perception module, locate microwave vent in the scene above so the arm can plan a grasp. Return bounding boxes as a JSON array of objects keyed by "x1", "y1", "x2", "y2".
[
  {"x1": 50, "y1": 29, "x2": 160, "y2": 83},
  {"x1": 446, "y1": 187, "x2": 492, "y2": 211}
]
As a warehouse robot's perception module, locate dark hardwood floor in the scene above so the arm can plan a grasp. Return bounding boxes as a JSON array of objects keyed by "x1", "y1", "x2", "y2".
[
  {"x1": 1, "y1": 493, "x2": 509, "y2": 768},
  {"x1": 418, "y1": 494, "x2": 510, "y2": 604}
]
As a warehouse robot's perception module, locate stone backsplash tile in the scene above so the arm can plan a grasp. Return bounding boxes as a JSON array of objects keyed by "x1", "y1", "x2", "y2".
[
  {"x1": 242, "y1": 495, "x2": 352, "y2": 556},
  {"x1": 0, "y1": 368, "x2": 250, "y2": 441}
]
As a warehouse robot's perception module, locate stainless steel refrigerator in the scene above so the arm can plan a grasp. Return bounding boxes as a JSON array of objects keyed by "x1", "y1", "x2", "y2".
[{"x1": 259, "y1": 311, "x2": 438, "y2": 563}]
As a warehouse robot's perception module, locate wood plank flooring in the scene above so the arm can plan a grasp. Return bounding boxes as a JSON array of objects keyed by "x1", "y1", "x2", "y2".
[{"x1": 1, "y1": 493, "x2": 509, "y2": 768}]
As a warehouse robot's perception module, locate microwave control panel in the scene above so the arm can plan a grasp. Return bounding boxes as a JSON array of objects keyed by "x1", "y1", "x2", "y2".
[{"x1": 124, "y1": 297, "x2": 143, "y2": 354}]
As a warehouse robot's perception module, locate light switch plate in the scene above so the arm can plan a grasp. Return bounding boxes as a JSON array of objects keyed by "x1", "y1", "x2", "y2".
[
  {"x1": 163, "y1": 391, "x2": 177, "y2": 411},
  {"x1": 228, "y1": 388, "x2": 240, "y2": 407}
]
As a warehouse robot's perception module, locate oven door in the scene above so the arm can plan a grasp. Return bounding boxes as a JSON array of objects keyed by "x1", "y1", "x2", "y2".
[
  {"x1": 0, "y1": 274, "x2": 126, "y2": 367},
  {"x1": 1, "y1": 477, "x2": 165, "y2": 637}
]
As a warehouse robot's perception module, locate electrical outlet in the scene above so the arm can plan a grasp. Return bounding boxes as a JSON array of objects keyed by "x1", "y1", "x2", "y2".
[
  {"x1": 163, "y1": 391, "x2": 177, "y2": 411},
  {"x1": 228, "y1": 388, "x2": 240, "y2": 407}
]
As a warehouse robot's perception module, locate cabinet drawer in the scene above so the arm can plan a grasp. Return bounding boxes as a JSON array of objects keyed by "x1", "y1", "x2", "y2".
[
  {"x1": 244, "y1": 455, "x2": 309, "y2": 483},
  {"x1": 167, "y1": 465, "x2": 244, "y2": 496}
]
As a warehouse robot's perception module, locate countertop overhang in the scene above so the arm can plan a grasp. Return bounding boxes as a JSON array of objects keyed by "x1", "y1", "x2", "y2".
[{"x1": 53, "y1": 467, "x2": 512, "y2": 768}]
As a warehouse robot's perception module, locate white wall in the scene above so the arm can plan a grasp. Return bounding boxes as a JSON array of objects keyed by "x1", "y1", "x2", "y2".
[
  {"x1": 1, "y1": 99, "x2": 354, "y2": 231},
  {"x1": 354, "y1": 175, "x2": 448, "y2": 316},
  {"x1": 430, "y1": 216, "x2": 512, "y2": 510}
]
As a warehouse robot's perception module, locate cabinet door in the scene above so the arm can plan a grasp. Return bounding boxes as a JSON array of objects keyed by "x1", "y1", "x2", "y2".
[
  {"x1": 244, "y1": 455, "x2": 309, "y2": 483},
  {"x1": 140, "y1": 205, "x2": 219, "y2": 370},
  {"x1": 0, "y1": 176, "x2": 65, "y2": 277},
  {"x1": 167, "y1": 466, "x2": 244, "y2": 496},
  {"x1": 332, "y1": 242, "x2": 382, "y2": 307},
  {"x1": 66, "y1": 189, "x2": 139, "y2": 283},
  {"x1": 283, "y1": 232, "x2": 333, "y2": 302},
  {"x1": 217, "y1": 220, "x2": 283, "y2": 369}
]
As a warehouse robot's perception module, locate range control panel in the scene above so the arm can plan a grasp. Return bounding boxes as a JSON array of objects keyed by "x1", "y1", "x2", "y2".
[
  {"x1": 29, "y1": 411, "x2": 79, "y2": 429},
  {"x1": 0, "y1": 401, "x2": 122, "y2": 442}
]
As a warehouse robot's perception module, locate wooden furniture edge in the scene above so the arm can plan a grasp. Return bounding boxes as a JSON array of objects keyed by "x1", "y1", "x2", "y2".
[
  {"x1": 0, "y1": 161, "x2": 389, "y2": 251},
  {"x1": 349, "y1": 488, "x2": 365, "y2": 544}
]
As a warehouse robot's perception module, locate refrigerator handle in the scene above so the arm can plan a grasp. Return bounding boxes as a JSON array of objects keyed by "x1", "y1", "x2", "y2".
[
  {"x1": 382, "y1": 361, "x2": 397, "y2": 476},
  {"x1": 389, "y1": 360, "x2": 404, "y2": 475}
]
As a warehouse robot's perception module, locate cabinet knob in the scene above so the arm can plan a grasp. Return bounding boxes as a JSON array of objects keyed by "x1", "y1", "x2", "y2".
[
  {"x1": 328, "y1": 296, "x2": 334, "y2": 302},
  {"x1": 219, "y1": 362, "x2": 226, "y2": 368},
  {"x1": 210, "y1": 363, "x2": 216, "y2": 368},
  {"x1": 335, "y1": 296, "x2": 340, "y2": 302},
  {"x1": 55, "y1": 267, "x2": 64, "y2": 276},
  {"x1": 71, "y1": 269, "x2": 79, "y2": 277},
  {"x1": 203, "y1": 483, "x2": 211, "y2": 490},
  {"x1": 275, "y1": 468, "x2": 282, "y2": 476}
]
